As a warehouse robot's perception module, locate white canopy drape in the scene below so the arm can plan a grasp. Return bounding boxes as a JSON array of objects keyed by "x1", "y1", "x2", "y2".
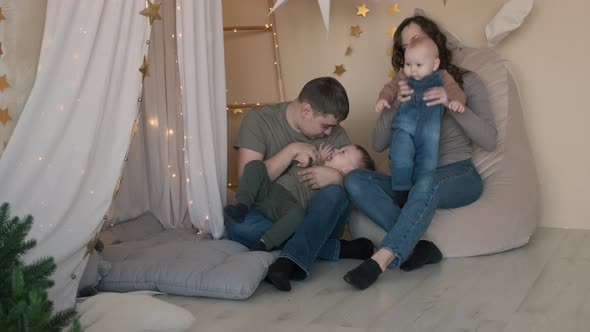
[
  {"x1": 0, "y1": 1, "x2": 150, "y2": 310},
  {"x1": 109, "y1": 0, "x2": 190, "y2": 229},
  {"x1": 0, "y1": 0, "x2": 228, "y2": 310},
  {"x1": 176, "y1": 0, "x2": 227, "y2": 239}
]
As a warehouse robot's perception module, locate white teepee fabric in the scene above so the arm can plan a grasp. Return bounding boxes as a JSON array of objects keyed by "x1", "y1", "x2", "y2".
[
  {"x1": 176, "y1": 0, "x2": 227, "y2": 239},
  {"x1": 109, "y1": 0, "x2": 190, "y2": 229},
  {"x1": 0, "y1": 1, "x2": 150, "y2": 311}
]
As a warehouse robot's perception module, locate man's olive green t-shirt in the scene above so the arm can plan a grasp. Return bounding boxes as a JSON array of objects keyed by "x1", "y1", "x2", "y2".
[{"x1": 235, "y1": 103, "x2": 351, "y2": 210}]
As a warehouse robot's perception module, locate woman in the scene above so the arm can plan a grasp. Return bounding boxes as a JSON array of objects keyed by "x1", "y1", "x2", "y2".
[{"x1": 343, "y1": 15, "x2": 498, "y2": 290}]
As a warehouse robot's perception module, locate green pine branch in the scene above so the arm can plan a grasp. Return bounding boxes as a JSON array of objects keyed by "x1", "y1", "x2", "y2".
[{"x1": 0, "y1": 202, "x2": 81, "y2": 332}]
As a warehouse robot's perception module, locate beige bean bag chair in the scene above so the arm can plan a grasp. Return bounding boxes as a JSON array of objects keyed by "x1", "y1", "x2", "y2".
[{"x1": 349, "y1": 47, "x2": 541, "y2": 258}]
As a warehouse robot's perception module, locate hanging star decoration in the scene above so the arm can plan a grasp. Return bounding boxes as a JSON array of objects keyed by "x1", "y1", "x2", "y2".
[
  {"x1": 0, "y1": 108, "x2": 11, "y2": 125},
  {"x1": 233, "y1": 108, "x2": 243, "y2": 115},
  {"x1": 356, "y1": 4, "x2": 370, "y2": 18},
  {"x1": 388, "y1": 69, "x2": 397, "y2": 79},
  {"x1": 270, "y1": 0, "x2": 332, "y2": 32},
  {"x1": 388, "y1": 3, "x2": 401, "y2": 15},
  {"x1": 131, "y1": 118, "x2": 140, "y2": 137},
  {"x1": 0, "y1": 7, "x2": 6, "y2": 21},
  {"x1": 112, "y1": 176, "x2": 123, "y2": 200},
  {"x1": 334, "y1": 64, "x2": 346, "y2": 76},
  {"x1": 84, "y1": 232, "x2": 101, "y2": 258},
  {"x1": 139, "y1": 56, "x2": 150, "y2": 81},
  {"x1": 0, "y1": 75, "x2": 10, "y2": 92},
  {"x1": 345, "y1": 46, "x2": 353, "y2": 56},
  {"x1": 139, "y1": 0, "x2": 162, "y2": 26},
  {"x1": 388, "y1": 26, "x2": 397, "y2": 38},
  {"x1": 350, "y1": 25, "x2": 362, "y2": 38}
]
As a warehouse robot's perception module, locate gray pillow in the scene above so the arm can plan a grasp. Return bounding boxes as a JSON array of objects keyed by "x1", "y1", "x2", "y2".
[{"x1": 97, "y1": 229, "x2": 278, "y2": 300}]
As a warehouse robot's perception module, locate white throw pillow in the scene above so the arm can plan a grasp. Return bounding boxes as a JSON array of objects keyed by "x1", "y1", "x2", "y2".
[{"x1": 77, "y1": 293, "x2": 194, "y2": 332}]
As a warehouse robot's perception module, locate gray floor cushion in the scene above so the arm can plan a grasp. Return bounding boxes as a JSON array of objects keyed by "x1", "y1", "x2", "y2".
[{"x1": 97, "y1": 229, "x2": 277, "y2": 300}]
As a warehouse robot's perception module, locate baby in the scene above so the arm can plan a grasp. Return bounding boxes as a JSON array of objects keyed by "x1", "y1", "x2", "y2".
[
  {"x1": 224, "y1": 144, "x2": 375, "y2": 251},
  {"x1": 376, "y1": 37, "x2": 466, "y2": 206}
]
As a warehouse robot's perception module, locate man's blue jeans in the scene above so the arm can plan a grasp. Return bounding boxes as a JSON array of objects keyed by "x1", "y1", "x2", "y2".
[
  {"x1": 226, "y1": 184, "x2": 350, "y2": 278},
  {"x1": 390, "y1": 71, "x2": 444, "y2": 190},
  {"x1": 345, "y1": 159, "x2": 482, "y2": 269}
]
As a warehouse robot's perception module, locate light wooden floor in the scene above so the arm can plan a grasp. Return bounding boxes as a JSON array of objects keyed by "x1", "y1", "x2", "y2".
[{"x1": 162, "y1": 228, "x2": 590, "y2": 332}]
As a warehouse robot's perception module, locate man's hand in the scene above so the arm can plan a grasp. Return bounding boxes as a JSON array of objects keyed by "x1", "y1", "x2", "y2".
[
  {"x1": 298, "y1": 166, "x2": 343, "y2": 190},
  {"x1": 294, "y1": 153, "x2": 312, "y2": 167},
  {"x1": 289, "y1": 142, "x2": 319, "y2": 165}
]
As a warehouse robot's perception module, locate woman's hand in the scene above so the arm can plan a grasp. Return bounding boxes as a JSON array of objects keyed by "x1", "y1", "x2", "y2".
[
  {"x1": 423, "y1": 86, "x2": 449, "y2": 107},
  {"x1": 298, "y1": 166, "x2": 343, "y2": 190},
  {"x1": 397, "y1": 80, "x2": 413, "y2": 103}
]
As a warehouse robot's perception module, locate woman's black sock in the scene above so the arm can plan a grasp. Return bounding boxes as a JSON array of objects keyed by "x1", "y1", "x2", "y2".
[
  {"x1": 400, "y1": 240, "x2": 442, "y2": 271},
  {"x1": 339, "y1": 238, "x2": 374, "y2": 260},
  {"x1": 267, "y1": 257, "x2": 296, "y2": 292},
  {"x1": 343, "y1": 258, "x2": 383, "y2": 290}
]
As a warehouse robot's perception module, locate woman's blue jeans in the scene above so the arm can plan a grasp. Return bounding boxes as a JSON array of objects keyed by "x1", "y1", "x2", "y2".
[
  {"x1": 226, "y1": 184, "x2": 350, "y2": 278},
  {"x1": 344, "y1": 159, "x2": 482, "y2": 269}
]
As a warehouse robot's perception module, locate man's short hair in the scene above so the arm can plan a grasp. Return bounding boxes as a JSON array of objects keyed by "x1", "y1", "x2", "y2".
[{"x1": 298, "y1": 77, "x2": 349, "y2": 122}]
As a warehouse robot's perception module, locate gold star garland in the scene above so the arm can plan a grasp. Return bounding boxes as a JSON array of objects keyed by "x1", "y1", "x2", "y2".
[
  {"x1": 345, "y1": 46, "x2": 352, "y2": 56},
  {"x1": 350, "y1": 25, "x2": 362, "y2": 38},
  {"x1": 0, "y1": 75, "x2": 10, "y2": 92},
  {"x1": 334, "y1": 64, "x2": 346, "y2": 76},
  {"x1": 139, "y1": 0, "x2": 162, "y2": 26},
  {"x1": 388, "y1": 69, "x2": 397, "y2": 79},
  {"x1": 356, "y1": 4, "x2": 370, "y2": 18},
  {"x1": 332, "y1": 3, "x2": 405, "y2": 79},
  {"x1": 139, "y1": 56, "x2": 150, "y2": 81},
  {"x1": 0, "y1": 108, "x2": 11, "y2": 125},
  {"x1": 388, "y1": 26, "x2": 397, "y2": 38},
  {"x1": 388, "y1": 3, "x2": 401, "y2": 15},
  {"x1": 84, "y1": 232, "x2": 101, "y2": 258}
]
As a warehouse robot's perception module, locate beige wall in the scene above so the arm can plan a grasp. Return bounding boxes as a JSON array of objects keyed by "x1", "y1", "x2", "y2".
[
  {"x1": 223, "y1": 0, "x2": 590, "y2": 229},
  {"x1": 0, "y1": 0, "x2": 47, "y2": 157}
]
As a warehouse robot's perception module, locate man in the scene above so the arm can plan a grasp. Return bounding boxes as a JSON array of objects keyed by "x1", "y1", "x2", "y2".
[{"x1": 227, "y1": 77, "x2": 374, "y2": 291}]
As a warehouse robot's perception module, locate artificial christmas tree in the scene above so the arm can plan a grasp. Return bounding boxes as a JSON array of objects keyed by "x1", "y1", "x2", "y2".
[{"x1": 0, "y1": 202, "x2": 80, "y2": 332}]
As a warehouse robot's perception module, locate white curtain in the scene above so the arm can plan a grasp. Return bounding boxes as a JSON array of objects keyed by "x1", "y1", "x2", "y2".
[
  {"x1": 109, "y1": 0, "x2": 190, "y2": 229},
  {"x1": 0, "y1": 0, "x2": 149, "y2": 311},
  {"x1": 176, "y1": 0, "x2": 227, "y2": 239}
]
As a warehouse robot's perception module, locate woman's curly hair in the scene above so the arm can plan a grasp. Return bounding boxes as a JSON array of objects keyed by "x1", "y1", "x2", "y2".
[{"x1": 392, "y1": 15, "x2": 468, "y2": 87}]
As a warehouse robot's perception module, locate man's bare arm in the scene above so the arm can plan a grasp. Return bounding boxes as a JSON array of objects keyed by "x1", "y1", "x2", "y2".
[{"x1": 238, "y1": 143, "x2": 318, "y2": 181}]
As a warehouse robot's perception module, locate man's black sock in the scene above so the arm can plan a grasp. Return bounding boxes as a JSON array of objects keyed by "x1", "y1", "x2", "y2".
[
  {"x1": 343, "y1": 258, "x2": 383, "y2": 290},
  {"x1": 393, "y1": 190, "x2": 409, "y2": 208},
  {"x1": 223, "y1": 203, "x2": 249, "y2": 222},
  {"x1": 400, "y1": 240, "x2": 442, "y2": 271},
  {"x1": 339, "y1": 238, "x2": 374, "y2": 260},
  {"x1": 267, "y1": 257, "x2": 296, "y2": 292}
]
